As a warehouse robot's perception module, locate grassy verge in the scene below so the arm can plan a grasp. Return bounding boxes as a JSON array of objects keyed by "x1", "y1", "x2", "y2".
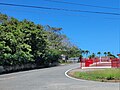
[{"x1": 72, "y1": 68, "x2": 120, "y2": 82}]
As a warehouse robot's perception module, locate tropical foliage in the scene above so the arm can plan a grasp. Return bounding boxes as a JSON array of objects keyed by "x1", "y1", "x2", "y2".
[{"x1": 0, "y1": 13, "x2": 81, "y2": 69}]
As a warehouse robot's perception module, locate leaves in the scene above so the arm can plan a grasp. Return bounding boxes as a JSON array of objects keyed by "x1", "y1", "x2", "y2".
[{"x1": 0, "y1": 13, "x2": 82, "y2": 67}]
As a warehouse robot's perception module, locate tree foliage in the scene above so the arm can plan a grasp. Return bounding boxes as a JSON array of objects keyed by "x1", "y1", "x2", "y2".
[{"x1": 0, "y1": 13, "x2": 82, "y2": 67}]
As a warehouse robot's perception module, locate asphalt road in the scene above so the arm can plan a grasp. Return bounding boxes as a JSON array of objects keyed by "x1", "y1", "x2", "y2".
[{"x1": 0, "y1": 63, "x2": 119, "y2": 90}]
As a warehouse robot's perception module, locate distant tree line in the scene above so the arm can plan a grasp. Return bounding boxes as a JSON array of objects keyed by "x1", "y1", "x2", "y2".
[{"x1": 87, "y1": 51, "x2": 116, "y2": 58}]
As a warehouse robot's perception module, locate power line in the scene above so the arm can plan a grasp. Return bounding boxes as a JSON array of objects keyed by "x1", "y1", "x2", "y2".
[
  {"x1": 44, "y1": 0, "x2": 120, "y2": 10},
  {"x1": 0, "y1": 2, "x2": 120, "y2": 16},
  {"x1": 1, "y1": 8, "x2": 119, "y2": 21}
]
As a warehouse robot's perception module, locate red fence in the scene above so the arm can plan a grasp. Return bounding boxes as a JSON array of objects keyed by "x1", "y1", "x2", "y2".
[
  {"x1": 80, "y1": 58, "x2": 99, "y2": 67},
  {"x1": 111, "y1": 58, "x2": 120, "y2": 68},
  {"x1": 80, "y1": 58, "x2": 120, "y2": 68}
]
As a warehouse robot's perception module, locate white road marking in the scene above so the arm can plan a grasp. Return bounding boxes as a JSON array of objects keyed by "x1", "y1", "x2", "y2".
[{"x1": 64, "y1": 66, "x2": 84, "y2": 81}]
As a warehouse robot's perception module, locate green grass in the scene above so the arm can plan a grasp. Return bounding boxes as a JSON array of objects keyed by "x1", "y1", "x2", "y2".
[{"x1": 73, "y1": 68, "x2": 120, "y2": 82}]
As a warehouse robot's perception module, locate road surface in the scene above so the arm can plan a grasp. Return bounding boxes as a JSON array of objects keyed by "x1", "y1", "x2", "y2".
[{"x1": 0, "y1": 63, "x2": 119, "y2": 90}]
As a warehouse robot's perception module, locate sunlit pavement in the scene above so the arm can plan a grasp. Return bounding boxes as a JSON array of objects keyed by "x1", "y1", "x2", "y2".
[{"x1": 0, "y1": 63, "x2": 119, "y2": 90}]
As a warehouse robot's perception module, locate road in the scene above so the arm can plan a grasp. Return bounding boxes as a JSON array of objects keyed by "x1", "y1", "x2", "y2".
[{"x1": 0, "y1": 63, "x2": 119, "y2": 90}]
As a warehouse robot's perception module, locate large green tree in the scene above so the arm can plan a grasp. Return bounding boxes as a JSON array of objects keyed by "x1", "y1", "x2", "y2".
[{"x1": 0, "y1": 13, "x2": 82, "y2": 68}]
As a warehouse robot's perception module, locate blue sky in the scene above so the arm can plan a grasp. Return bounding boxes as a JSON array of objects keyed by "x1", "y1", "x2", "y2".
[{"x1": 0, "y1": 0, "x2": 120, "y2": 56}]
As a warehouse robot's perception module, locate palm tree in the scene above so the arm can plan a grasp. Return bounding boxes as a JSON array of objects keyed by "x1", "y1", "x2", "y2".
[
  {"x1": 104, "y1": 52, "x2": 107, "y2": 57},
  {"x1": 81, "y1": 50, "x2": 85, "y2": 57},
  {"x1": 107, "y1": 52, "x2": 111, "y2": 61},
  {"x1": 97, "y1": 52, "x2": 101, "y2": 62},
  {"x1": 85, "y1": 50, "x2": 90, "y2": 58},
  {"x1": 88, "y1": 53, "x2": 95, "y2": 58},
  {"x1": 107, "y1": 52, "x2": 111, "y2": 56},
  {"x1": 91, "y1": 53, "x2": 95, "y2": 58},
  {"x1": 97, "y1": 52, "x2": 101, "y2": 57}
]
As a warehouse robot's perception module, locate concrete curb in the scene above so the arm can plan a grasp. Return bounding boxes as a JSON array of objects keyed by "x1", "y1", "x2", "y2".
[
  {"x1": 65, "y1": 65, "x2": 113, "y2": 81},
  {"x1": 82, "y1": 66, "x2": 111, "y2": 69},
  {"x1": 65, "y1": 67, "x2": 84, "y2": 81}
]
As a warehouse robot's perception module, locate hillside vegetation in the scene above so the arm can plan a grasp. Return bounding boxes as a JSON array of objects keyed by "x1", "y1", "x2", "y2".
[{"x1": 0, "y1": 13, "x2": 81, "y2": 72}]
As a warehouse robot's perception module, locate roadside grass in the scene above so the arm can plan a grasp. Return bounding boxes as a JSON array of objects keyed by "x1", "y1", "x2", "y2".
[{"x1": 73, "y1": 68, "x2": 120, "y2": 82}]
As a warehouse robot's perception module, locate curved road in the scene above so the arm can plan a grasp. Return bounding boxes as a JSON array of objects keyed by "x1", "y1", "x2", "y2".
[{"x1": 0, "y1": 63, "x2": 119, "y2": 90}]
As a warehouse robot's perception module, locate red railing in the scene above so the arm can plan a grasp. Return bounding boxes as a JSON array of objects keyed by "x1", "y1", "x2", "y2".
[
  {"x1": 80, "y1": 58, "x2": 120, "y2": 68},
  {"x1": 111, "y1": 58, "x2": 120, "y2": 68}
]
